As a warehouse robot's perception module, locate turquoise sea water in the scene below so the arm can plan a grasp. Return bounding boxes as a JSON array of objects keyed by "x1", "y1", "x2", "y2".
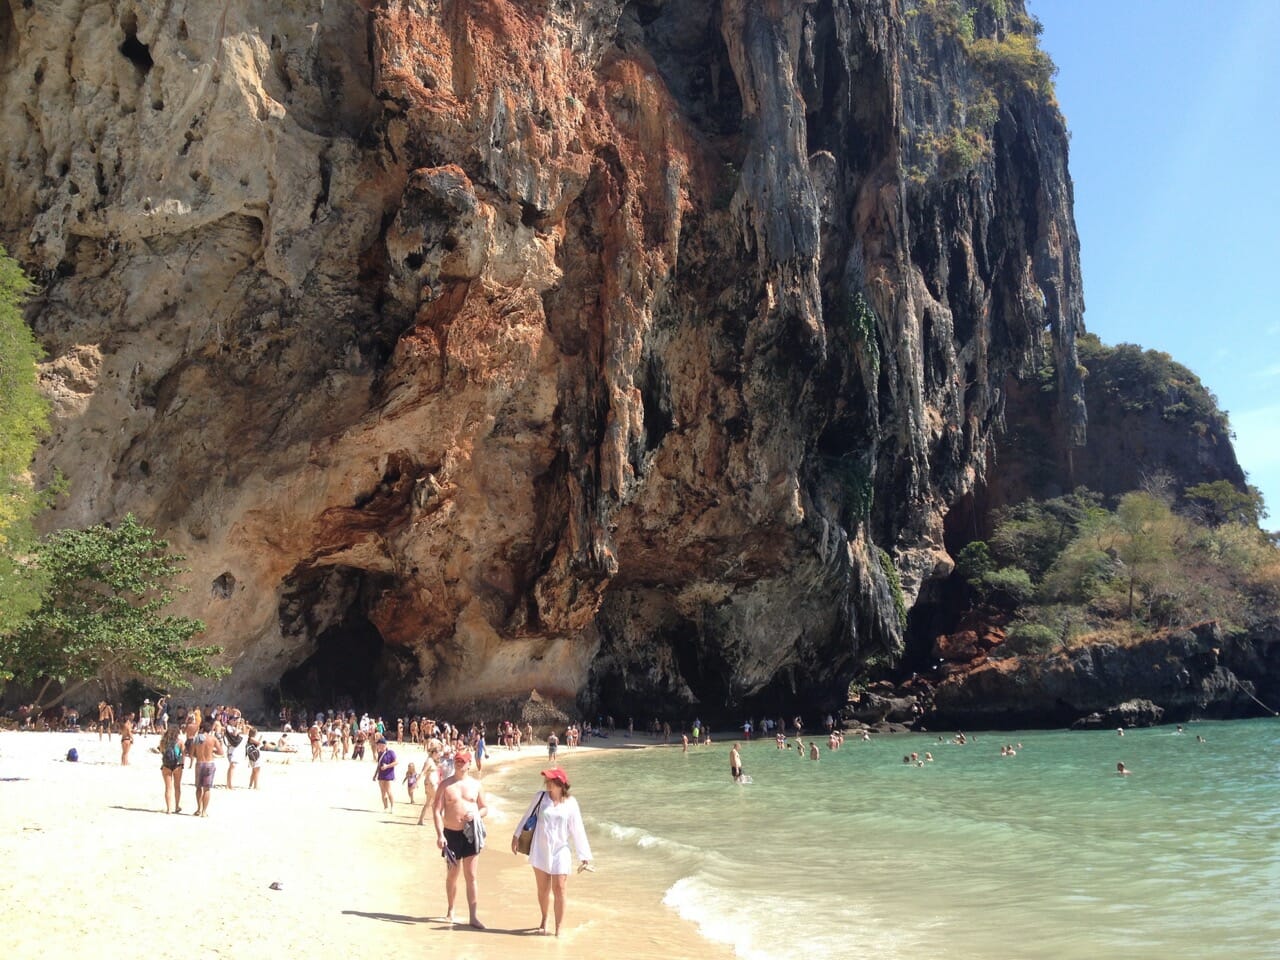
[{"x1": 490, "y1": 720, "x2": 1280, "y2": 959}]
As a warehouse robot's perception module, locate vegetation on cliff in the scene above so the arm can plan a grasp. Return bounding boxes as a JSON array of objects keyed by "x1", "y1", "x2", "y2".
[
  {"x1": 907, "y1": 0, "x2": 1058, "y2": 183},
  {"x1": 1077, "y1": 333, "x2": 1233, "y2": 437},
  {"x1": 0, "y1": 246, "x2": 51, "y2": 644},
  {"x1": 958, "y1": 483, "x2": 1278, "y2": 656}
]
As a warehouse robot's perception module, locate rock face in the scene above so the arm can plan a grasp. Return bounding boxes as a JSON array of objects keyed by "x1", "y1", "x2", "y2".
[
  {"x1": 927, "y1": 623, "x2": 1269, "y2": 729},
  {"x1": 1, "y1": 1, "x2": 1087, "y2": 719},
  {"x1": 948, "y1": 336, "x2": 1246, "y2": 536}
]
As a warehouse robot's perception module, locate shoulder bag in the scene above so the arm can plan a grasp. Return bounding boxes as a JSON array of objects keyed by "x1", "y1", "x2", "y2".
[{"x1": 516, "y1": 790, "x2": 546, "y2": 855}]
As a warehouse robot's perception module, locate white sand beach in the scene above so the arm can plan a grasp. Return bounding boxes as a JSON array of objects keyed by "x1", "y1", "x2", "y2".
[{"x1": 0, "y1": 730, "x2": 733, "y2": 960}]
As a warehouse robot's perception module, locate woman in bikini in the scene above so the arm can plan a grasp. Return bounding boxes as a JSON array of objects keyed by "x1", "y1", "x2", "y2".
[
  {"x1": 120, "y1": 714, "x2": 135, "y2": 765},
  {"x1": 159, "y1": 724, "x2": 183, "y2": 813}
]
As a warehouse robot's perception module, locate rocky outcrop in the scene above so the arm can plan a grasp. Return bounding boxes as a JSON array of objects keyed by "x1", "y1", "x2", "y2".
[
  {"x1": 948, "y1": 336, "x2": 1246, "y2": 537},
  {"x1": 1071, "y1": 698, "x2": 1164, "y2": 730},
  {"x1": 926, "y1": 622, "x2": 1269, "y2": 729},
  {"x1": 2, "y1": 1, "x2": 1087, "y2": 719}
]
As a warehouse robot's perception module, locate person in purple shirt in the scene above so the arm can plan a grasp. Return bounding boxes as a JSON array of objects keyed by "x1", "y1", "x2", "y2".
[{"x1": 374, "y1": 737, "x2": 397, "y2": 811}]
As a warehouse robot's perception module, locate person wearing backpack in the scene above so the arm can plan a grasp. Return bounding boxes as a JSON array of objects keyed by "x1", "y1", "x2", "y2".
[
  {"x1": 159, "y1": 725, "x2": 184, "y2": 814},
  {"x1": 245, "y1": 726, "x2": 263, "y2": 789},
  {"x1": 224, "y1": 715, "x2": 246, "y2": 790}
]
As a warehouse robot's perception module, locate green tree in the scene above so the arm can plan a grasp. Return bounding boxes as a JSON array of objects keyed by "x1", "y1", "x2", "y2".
[
  {"x1": 1183, "y1": 480, "x2": 1266, "y2": 528},
  {"x1": 988, "y1": 488, "x2": 1105, "y2": 580},
  {"x1": 0, "y1": 514, "x2": 225, "y2": 709},
  {"x1": 0, "y1": 246, "x2": 52, "y2": 642},
  {"x1": 955, "y1": 540, "x2": 994, "y2": 598},
  {"x1": 1109, "y1": 492, "x2": 1186, "y2": 618}
]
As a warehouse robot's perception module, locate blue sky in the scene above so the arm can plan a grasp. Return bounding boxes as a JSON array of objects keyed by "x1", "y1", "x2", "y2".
[{"x1": 1028, "y1": 0, "x2": 1280, "y2": 527}]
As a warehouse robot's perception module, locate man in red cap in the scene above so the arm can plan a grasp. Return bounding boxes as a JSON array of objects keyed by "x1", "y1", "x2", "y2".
[{"x1": 432, "y1": 749, "x2": 488, "y2": 927}]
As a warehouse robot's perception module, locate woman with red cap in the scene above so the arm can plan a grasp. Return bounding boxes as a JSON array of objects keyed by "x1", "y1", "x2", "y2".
[{"x1": 511, "y1": 766, "x2": 592, "y2": 936}]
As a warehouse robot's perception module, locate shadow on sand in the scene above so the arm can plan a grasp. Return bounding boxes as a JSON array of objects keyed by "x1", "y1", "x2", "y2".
[{"x1": 342, "y1": 911, "x2": 535, "y2": 936}]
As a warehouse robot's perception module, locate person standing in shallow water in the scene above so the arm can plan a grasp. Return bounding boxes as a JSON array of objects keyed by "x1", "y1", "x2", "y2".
[
  {"x1": 511, "y1": 766, "x2": 592, "y2": 937},
  {"x1": 730, "y1": 743, "x2": 743, "y2": 782},
  {"x1": 433, "y1": 750, "x2": 488, "y2": 928}
]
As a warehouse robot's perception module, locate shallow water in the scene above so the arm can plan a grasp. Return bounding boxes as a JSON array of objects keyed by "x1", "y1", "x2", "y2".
[{"x1": 489, "y1": 719, "x2": 1280, "y2": 959}]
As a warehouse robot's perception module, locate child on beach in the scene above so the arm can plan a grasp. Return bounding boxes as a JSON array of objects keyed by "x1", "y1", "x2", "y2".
[{"x1": 404, "y1": 762, "x2": 420, "y2": 803}]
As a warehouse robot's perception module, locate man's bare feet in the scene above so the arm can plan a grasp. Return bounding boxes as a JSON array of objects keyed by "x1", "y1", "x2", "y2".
[{"x1": 469, "y1": 917, "x2": 485, "y2": 930}]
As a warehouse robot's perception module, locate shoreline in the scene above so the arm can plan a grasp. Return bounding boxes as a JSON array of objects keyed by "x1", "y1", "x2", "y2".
[{"x1": 0, "y1": 729, "x2": 735, "y2": 960}]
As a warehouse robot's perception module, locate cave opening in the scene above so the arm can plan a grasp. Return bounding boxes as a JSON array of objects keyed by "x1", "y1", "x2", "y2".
[
  {"x1": 670, "y1": 629, "x2": 736, "y2": 722},
  {"x1": 278, "y1": 610, "x2": 385, "y2": 712},
  {"x1": 275, "y1": 566, "x2": 401, "y2": 715},
  {"x1": 119, "y1": 13, "x2": 153, "y2": 74}
]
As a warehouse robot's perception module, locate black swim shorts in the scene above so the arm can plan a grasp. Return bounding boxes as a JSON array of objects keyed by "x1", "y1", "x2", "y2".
[{"x1": 443, "y1": 827, "x2": 478, "y2": 861}]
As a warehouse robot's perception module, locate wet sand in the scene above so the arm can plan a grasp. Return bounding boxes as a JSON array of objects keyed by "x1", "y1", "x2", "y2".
[{"x1": 0, "y1": 730, "x2": 733, "y2": 960}]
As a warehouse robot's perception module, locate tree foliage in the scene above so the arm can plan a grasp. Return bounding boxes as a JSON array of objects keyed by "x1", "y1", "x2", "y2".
[
  {"x1": 0, "y1": 514, "x2": 225, "y2": 708},
  {"x1": 0, "y1": 246, "x2": 51, "y2": 640},
  {"x1": 1183, "y1": 480, "x2": 1266, "y2": 528},
  {"x1": 988, "y1": 488, "x2": 1105, "y2": 580},
  {"x1": 962, "y1": 483, "x2": 1280, "y2": 648}
]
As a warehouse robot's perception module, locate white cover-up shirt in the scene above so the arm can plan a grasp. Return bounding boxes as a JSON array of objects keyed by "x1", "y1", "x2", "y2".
[{"x1": 514, "y1": 793, "x2": 592, "y2": 876}]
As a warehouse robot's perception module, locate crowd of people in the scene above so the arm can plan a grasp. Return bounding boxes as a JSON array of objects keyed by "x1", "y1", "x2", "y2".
[{"x1": 9, "y1": 695, "x2": 599, "y2": 935}]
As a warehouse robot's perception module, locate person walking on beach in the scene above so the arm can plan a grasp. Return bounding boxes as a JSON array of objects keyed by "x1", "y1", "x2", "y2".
[
  {"x1": 547, "y1": 731, "x2": 558, "y2": 761},
  {"x1": 246, "y1": 727, "x2": 263, "y2": 789},
  {"x1": 374, "y1": 737, "x2": 396, "y2": 810},
  {"x1": 159, "y1": 725, "x2": 183, "y2": 813},
  {"x1": 98, "y1": 700, "x2": 114, "y2": 741},
  {"x1": 224, "y1": 715, "x2": 246, "y2": 789},
  {"x1": 730, "y1": 743, "x2": 743, "y2": 782},
  {"x1": 416, "y1": 741, "x2": 445, "y2": 826},
  {"x1": 191, "y1": 717, "x2": 225, "y2": 816},
  {"x1": 183, "y1": 708, "x2": 201, "y2": 769},
  {"x1": 432, "y1": 750, "x2": 488, "y2": 928},
  {"x1": 510, "y1": 766, "x2": 592, "y2": 937}
]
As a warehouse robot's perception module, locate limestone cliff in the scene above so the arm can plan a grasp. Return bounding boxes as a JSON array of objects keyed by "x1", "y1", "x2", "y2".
[
  {"x1": 946, "y1": 333, "x2": 1246, "y2": 539},
  {"x1": 0, "y1": 0, "x2": 1086, "y2": 719}
]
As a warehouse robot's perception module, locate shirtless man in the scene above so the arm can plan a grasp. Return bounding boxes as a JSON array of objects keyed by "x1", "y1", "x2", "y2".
[
  {"x1": 98, "y1": 700, "x2": 114, "y2": 741},
  {"x1": 432, "y1": 750, "x2": 488, "y2": 928},
  {"x1": 190, "y1": 718, "x2": 226, "y2": 816},
  {"x1": 729, "y1": 743, "x2": 743, "y2": 782},
  {"x1": 183, "y1": 709, "x2": 201, "y2": 769}
]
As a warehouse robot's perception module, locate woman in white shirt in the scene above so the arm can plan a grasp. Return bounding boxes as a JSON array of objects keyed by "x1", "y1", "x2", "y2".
[{"x1": 510, "y1": 766, "x2": 592, "y2": 936}]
